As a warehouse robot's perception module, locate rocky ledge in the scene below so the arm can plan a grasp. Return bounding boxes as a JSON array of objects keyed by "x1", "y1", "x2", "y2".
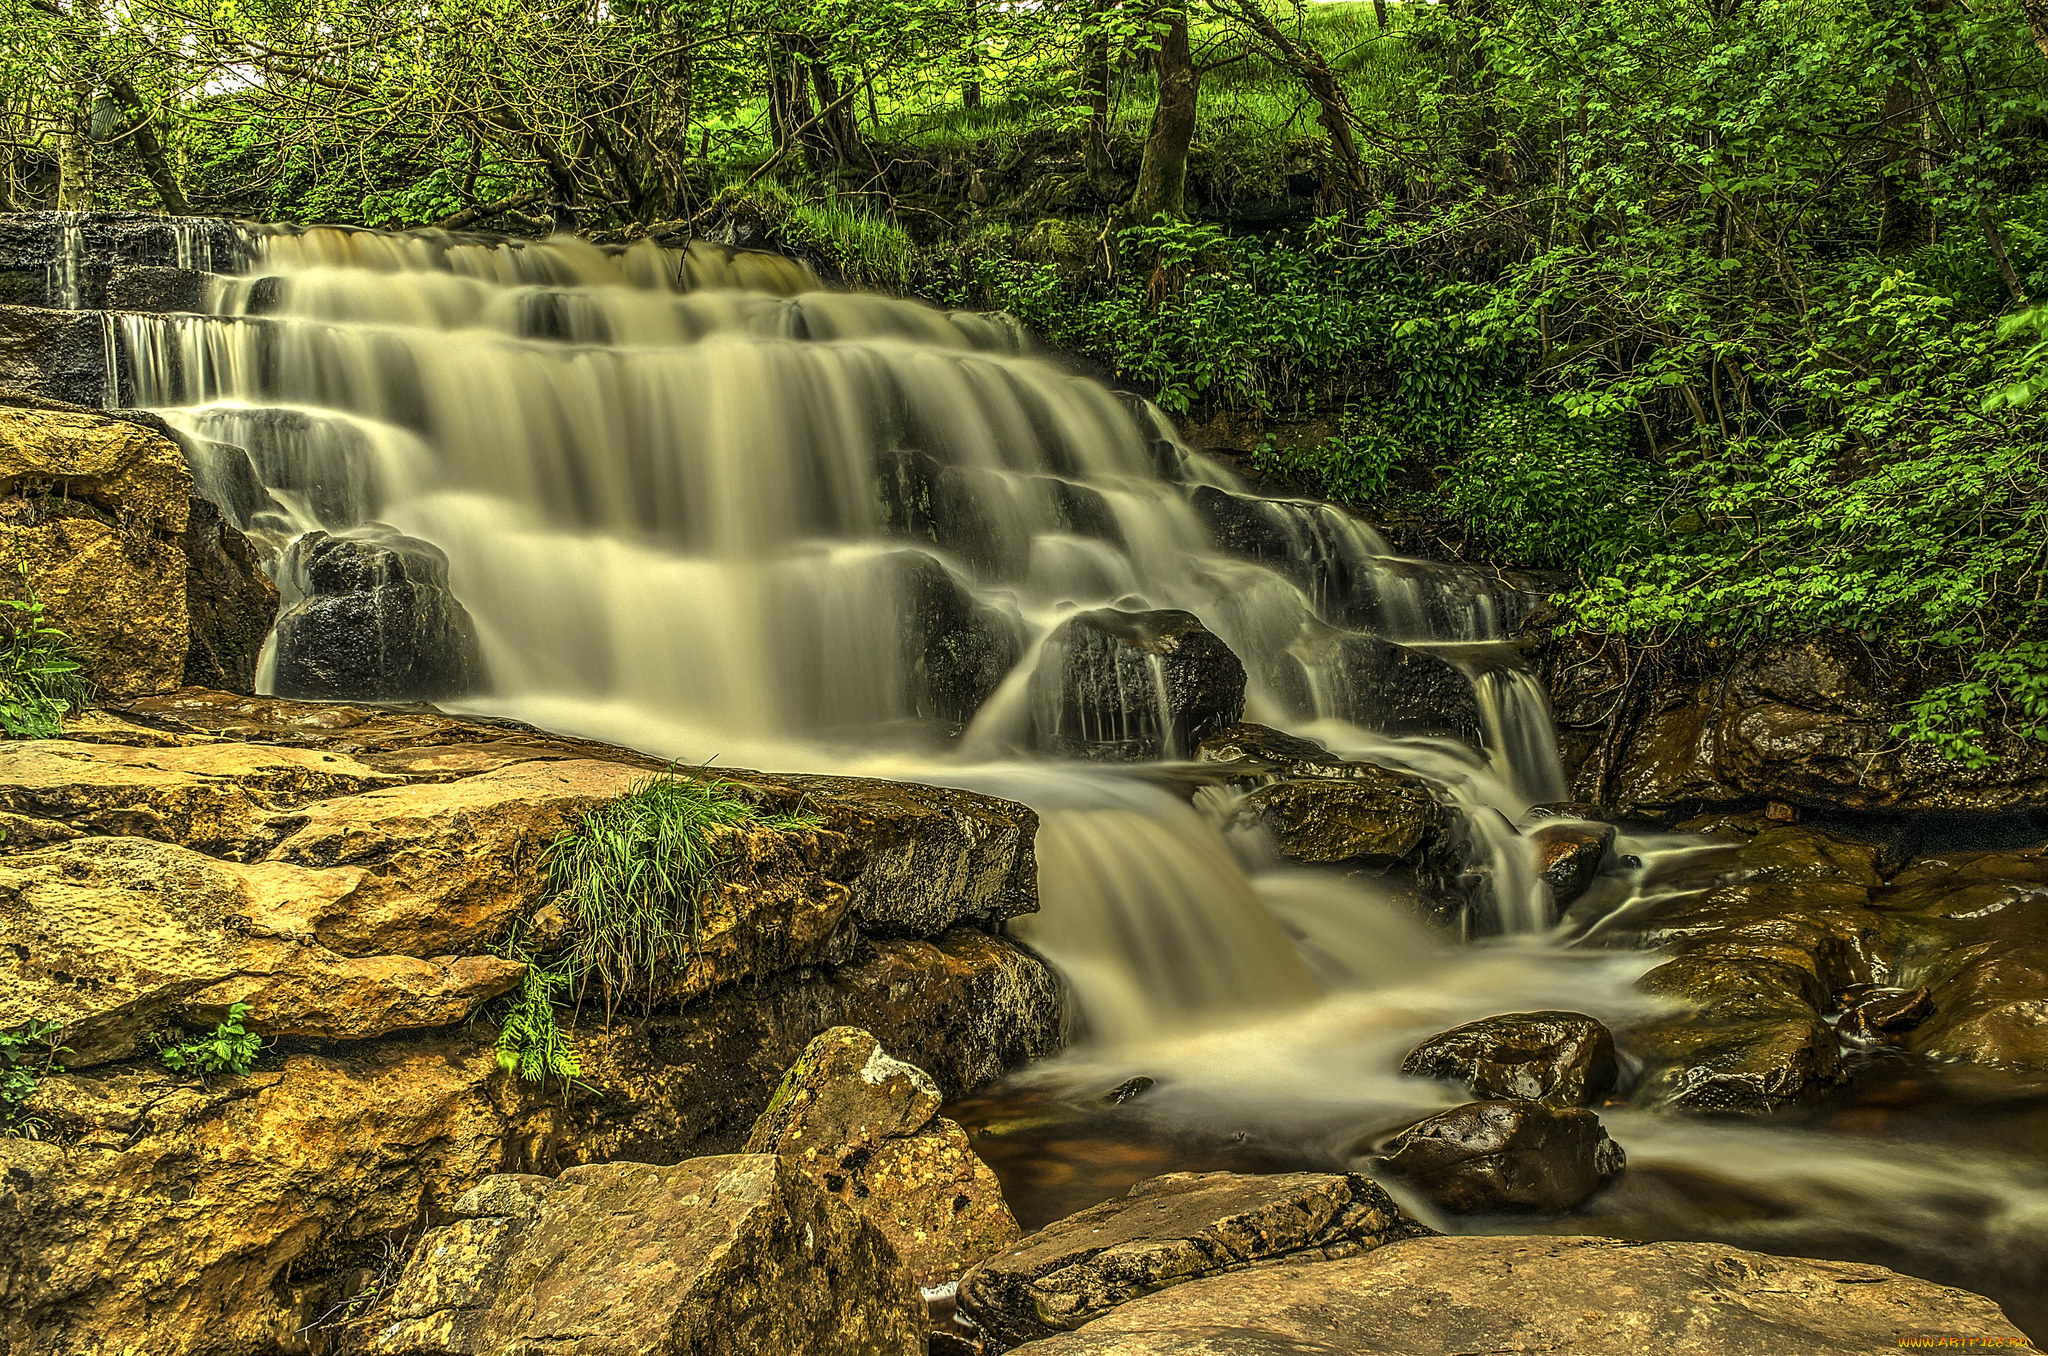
[{"x1": 0, "y1": 690, "x2": 1060, "y2": 1355}]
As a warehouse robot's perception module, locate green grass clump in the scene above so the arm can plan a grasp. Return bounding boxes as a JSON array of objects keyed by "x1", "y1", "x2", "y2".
[
  {"x1": 545, "y1": 773, "x2": 820, "y2": 1023},
  {"x1": 0, "y1": 567, "x2": 91, "y2": 739}
]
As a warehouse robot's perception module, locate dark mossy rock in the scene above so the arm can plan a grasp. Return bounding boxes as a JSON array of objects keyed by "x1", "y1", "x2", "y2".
[
  {"x1": 1233, "y1": 773, "x2": 1445, "y2": 868},
  {"x1": 895, "y1": 552, "x2": 1023, "y2": 729},
  {"x1": 1035, "y1": 608, "x2": 1246, "y2": 759},
  {"x1": 271, "y1": 528, "x2": 485, "y2": 701},
  {"x1": 0, "y1": 304, "x2": 115, "y2": 407},
  {"x1": 957, "y1": 1170, "x2": 1428, "y2": 1349},
  {"x1": 1373, "y1": 1101, "x2": 1624, "y2": 1215},
  {"x1": 1531, "y1": 820, "x2": 1616, "y2": 910},
  {"x1": 1401, "y1": 1011, "x2": 1618, "y2": 1107},
  {"x1": 182, "y1": 496, "x2": 279, "y2": 692}
]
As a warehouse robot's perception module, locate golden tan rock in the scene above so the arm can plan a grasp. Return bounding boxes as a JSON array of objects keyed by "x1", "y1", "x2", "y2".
[
  {"x1": 746, "y1": 1027, "x2": 1021, "y2": 1287},
  {"x1": 0, "y1": 402, "x2": 195, "y2": 695},
  {"x1": 0, "y1": 837, "x2": 522, "y2": 1065},
  {"x1": 0, "y1": 737, "x2": 396, "y2": 856},
  {"x1": 1, "y1": 1037, "x2": 558, "y2": 1356},
  {"x1": 0, "y1": 403, "x2": 191, "y2": 534},
  {"x1": 362, "y1": 1157, "x2": 925, "y2": 1356}
]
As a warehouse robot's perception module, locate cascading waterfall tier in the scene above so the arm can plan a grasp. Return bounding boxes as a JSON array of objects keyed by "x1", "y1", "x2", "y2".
[{"x1": 120, "y1": 223, "x2": 1567, "y2": 1029}]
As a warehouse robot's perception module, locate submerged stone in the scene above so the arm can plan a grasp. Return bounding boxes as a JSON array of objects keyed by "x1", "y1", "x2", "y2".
[{"x1": 1373, "y1": 1101, "x2": 1625, "y2": 1214}]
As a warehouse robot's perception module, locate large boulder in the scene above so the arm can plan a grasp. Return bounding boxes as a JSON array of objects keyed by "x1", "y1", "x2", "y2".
[
  {"x1": 0, "y1": 835, "x2": 523, "y2": 1066},
  {"x1": 1400, "y1": 1011, "x2": 1619, "y2": 1107},
  {"x1": 271, "y1": 529, "x2": 485, "y2": 702},
  {"x1": 1000, "y1": 1235, "x2": 2031, "y2": 1355},
  {"x1": 897, "y1": 551, "x2": 1024, "y2": 729},
  {"x1": 744, "y1": 1026, "x2": 1022, "y2": 1287},
  {"x1": 360, "y1": 1158, "x2": 925, "y2": 1356},
  {"x1": 0, "y1": 397, "x2": 194, "y2": 694},
  {"x1": 1882, "y1": 845, "x2": 2048, "y2": 1072},
  {"x1": 1, "y1": 1038, "x2": 559, "y2": 1356},
  {"x1": 1229, "y1": 771, "x2": 1445, "y2": 867},
  {"x1": 957, "y1": 1170, "x2": 1427, "y2": 1348},
  {"x1": 1034, "y1": 608, "x2": 1246, "y2": 759},
  {"x1": 1372, "y1": 1101, "x2": 1625, "y2": 1214}
]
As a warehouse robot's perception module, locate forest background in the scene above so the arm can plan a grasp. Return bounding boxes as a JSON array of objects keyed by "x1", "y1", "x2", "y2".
[{"x1": 4, "y1": 0, "x2": 2047, "y2": 761}]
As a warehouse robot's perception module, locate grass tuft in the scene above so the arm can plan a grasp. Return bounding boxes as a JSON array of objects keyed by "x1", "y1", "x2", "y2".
[
  {"x1": 0, "y1": 565, "x2": 91, "y2": 739},
  {"x1": 544, "y1": 772, "x2": 820, "y2": 1022}
]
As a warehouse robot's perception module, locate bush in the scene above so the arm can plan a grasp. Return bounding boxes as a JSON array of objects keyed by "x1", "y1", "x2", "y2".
[{"x1": 1437, "y1": 395, "x2": 1649, "y2": 570}]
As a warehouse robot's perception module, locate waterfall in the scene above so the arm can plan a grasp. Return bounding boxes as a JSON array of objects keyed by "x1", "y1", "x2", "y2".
[{"x1": 119, "y1": 224, "x2": 1573, "y2": 1036}]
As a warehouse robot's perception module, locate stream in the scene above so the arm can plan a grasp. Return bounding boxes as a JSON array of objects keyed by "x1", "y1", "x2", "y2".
[{"x1": 117, "y1": 225, "x2": 2048, "y2": 1338}]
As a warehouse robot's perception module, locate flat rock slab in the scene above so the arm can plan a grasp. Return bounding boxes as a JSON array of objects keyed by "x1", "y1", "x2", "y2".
[
  {"x1": 1002, "y1": 1235, "x2": 2032, "y2": 1354},
  {"x1": 364, "y1": 1157, "x2": 924, "y2": 1356},
  {"x1": 957, "y1": 1170, "x2": 1428, "y2": 1348}
]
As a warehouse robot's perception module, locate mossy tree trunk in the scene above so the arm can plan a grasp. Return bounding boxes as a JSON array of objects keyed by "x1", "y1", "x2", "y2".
[{"x1": 1128, "y1": 4, "x2": 1197, "y2": 221}]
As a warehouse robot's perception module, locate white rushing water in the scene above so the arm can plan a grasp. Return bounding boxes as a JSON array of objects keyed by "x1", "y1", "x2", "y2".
[{"x1": 122, "y1": 224, "x2": 1569, "y2": 1033}]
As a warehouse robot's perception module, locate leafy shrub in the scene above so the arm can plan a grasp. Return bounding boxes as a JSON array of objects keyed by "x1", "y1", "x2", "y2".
[
  {"x1": 545, "y1": 774, "x2": 819, "y2": 1022},
  {"x1": 1, "y1": 1020, "x2": 68, "y2": 1137},
  {"x1": 0, "y1": 568, "x2": 91, "y2": 739},
  {"x1": 1249, "y1": 406, "x2": 1407, "y2": 509},
  {"x1": 1437, "y1": 395, "x2": 1649, "y2": 570},
  {"x1": 154, "y1": 1003, "x2": 264, "y2": 1078}
]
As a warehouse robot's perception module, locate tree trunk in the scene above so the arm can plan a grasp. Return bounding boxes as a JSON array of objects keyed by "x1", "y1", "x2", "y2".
[
  {"x1": 107, "y1": 75, "x2": 189, "y2": 214},
  {"x1": 963, "y1": 0, "x2": 984, "y2": 110},
  {"x1": 1082, "y1": 1, "x2": 1115, "y2": 194},
  {"x1": 1128, "y1": 5, "x2": 1197, "y2": 221},
  {"x1": 646, "y1": 8, "x2": 697, "y2": 217},
  {"x1": 56, "y1": 95, "x2": 95, "y2": 211},
  {"x1": 1221, "y1": 0, "x2": 1370, "y2": 195}
]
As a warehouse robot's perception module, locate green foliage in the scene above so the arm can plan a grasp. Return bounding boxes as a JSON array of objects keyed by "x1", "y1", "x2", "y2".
[
  {"x1": 0, "y1": 567, "x2": 92, "y2": 740},
  {"x1": 1439, "y1": 396, "x2": 1648, "y2": 570},
  {"x1": 493, "y1": 957, "x2": 582, "y2": 1086},
  {"x1": 545, "y1": 774, "x2": 819, "y2": 1021},
  {"x1": 154, "y1": 1003, "x2": 264, "y2": 1079},
  {"x1": 723, "y1": 181, "x2": 925, "y2": 291},
  {"x1": 1, "y1": 1020, "x2": 69, "y2": 1139},
  {"x1": 1250, "y1": 406, "x2": 1405, "y2": 509}
]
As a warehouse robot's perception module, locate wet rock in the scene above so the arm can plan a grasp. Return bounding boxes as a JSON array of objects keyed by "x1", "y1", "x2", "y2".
[
  {"x1": 898, "y1": 551, "x2": 1024, "y2": 728},
  {"x1": 0, "y1": 304, "x2": 116, "y2": 406},
  {"x1": 957, "y1": 1170, "x2": 1428, "y2": 1348},
  {"x1": 1549, "y1": 632, "x2": 2048, "y2": 815},
  {"x1": 745, "y1": 1027, "x2": 1022, "y2": 1286},
  {"x1": 0, "y1": 397, "x2": 194, "y2": 693},
  {"x1": 1000, "y1": 1235, "x2": 2031, "y2": 1355},
  {"x1": 1036, "y1": 608, "x2": 1246, "y2": 759},
  {"x1": 1838, "y1": 985, "x2": 1935, "y2": 1040},
  {"x1": 1195, "y1": 722, "x2": 1362, "y2": 782},
  {"x1": 1332, "y1": 634, "x2": 1486, "y2": 745},
  {"x1": 1401, "y1": 1011, "x2": 1618, "y2": 1107},
  {"x1": 1373, "y1": 1101, "x2": 1624, "y2": 1214},
  {"x1": 1104, "y1": 1075, "x2": 1155, "y2": 1104},
  {"x1": 1232, "y1": 772, "x2": 1444, "y2": 867},
  {"x1": 1, "y1": 1037, "x2": 560, "y2": 1356},
  {"x1": 1883, "y1": 845, "x2": 2048, "y2": 1072},
  {"x1": 567, "y1": 929, "x2": 1064, "y2": 1163},
  {"x1": 271, "y1": 529, "x2": 486, "y2": 702},
  {"x1": 1531, "y1": 819, "x2": 1614, "y2": 908},
  {"x1": 181, "y1": 496, "x2": 278, "y2": 692},
  {"x1": 362, "y1": 1157, "x2": 924, "y2": 1356}
]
